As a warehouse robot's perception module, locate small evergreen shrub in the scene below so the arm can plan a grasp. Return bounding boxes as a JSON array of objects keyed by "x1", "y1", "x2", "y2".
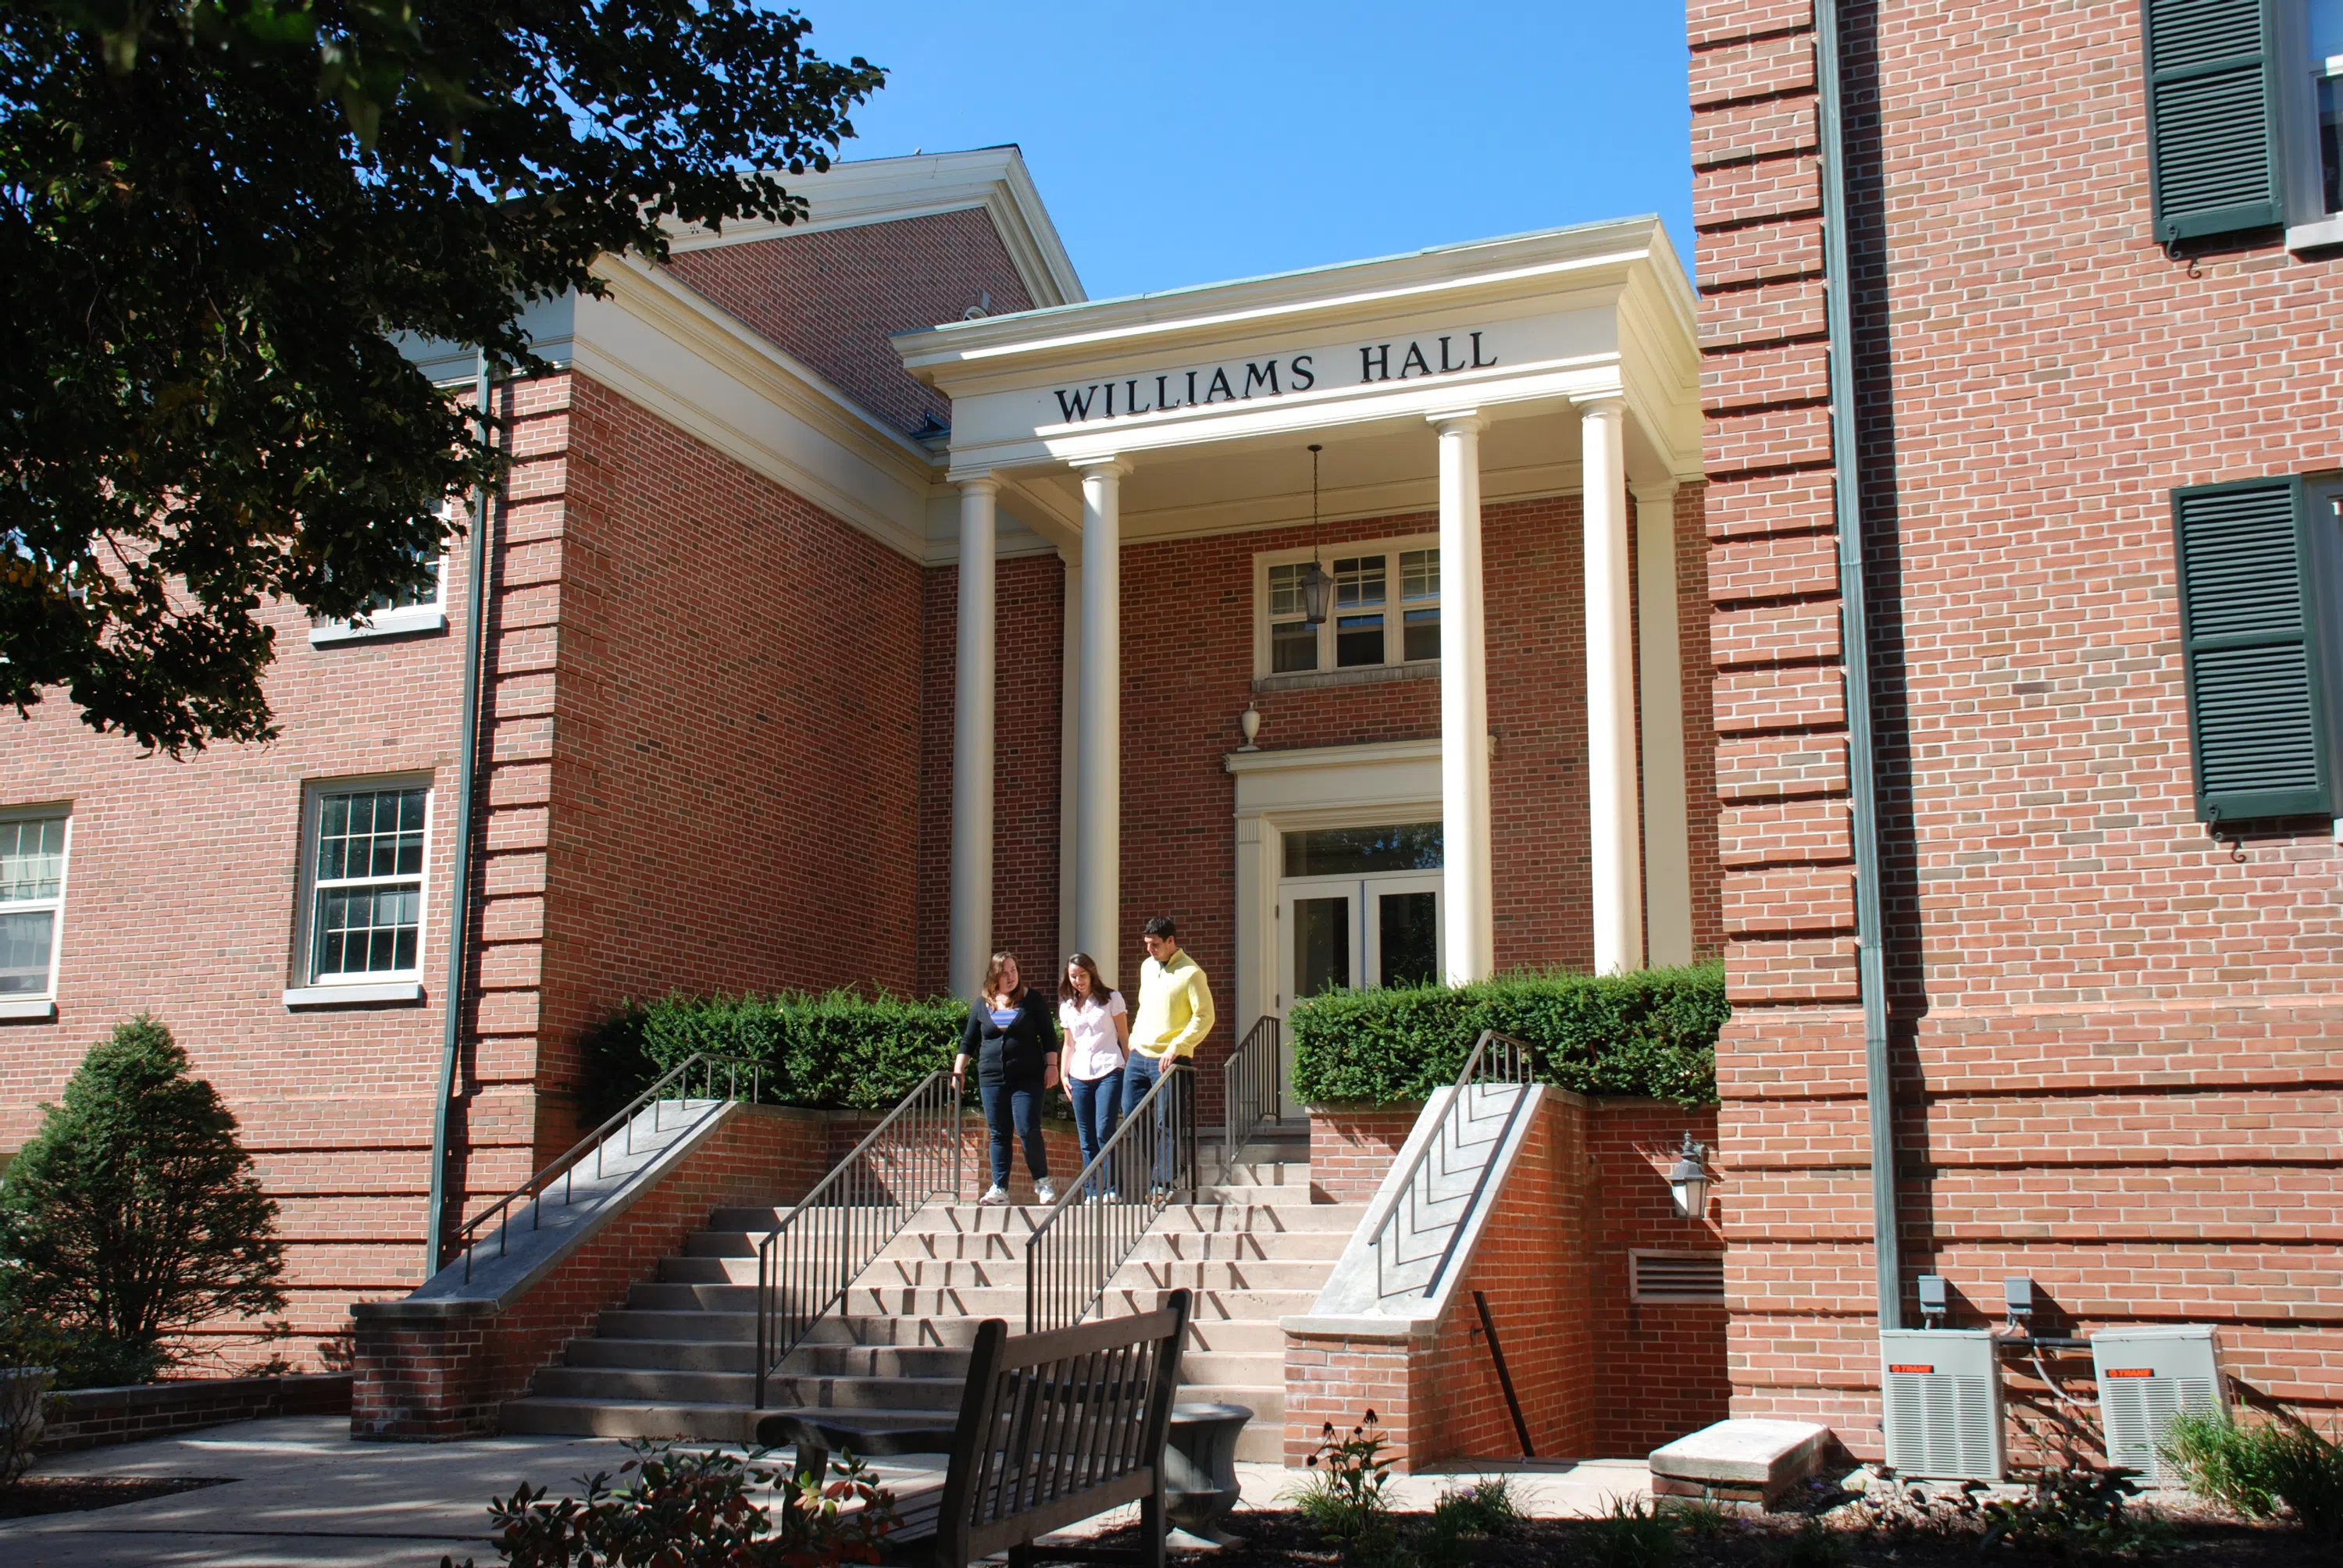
[
  {"x1": 0, "y1": 1017, "x2": 287, "y2": 1386},
  {"x1": 581, "y1": 989, "x2": 972, "y2": 1121},
  {"x1": 1289, "y1": 963, "x2": 1724, "y2": 1107}
]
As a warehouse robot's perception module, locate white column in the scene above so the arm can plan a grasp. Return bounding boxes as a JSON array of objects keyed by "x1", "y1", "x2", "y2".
[
  {"x1": 1634, "y1": 477, "x2": 1694, "y2": 967},
  {"x1": 1432, "y1": 414, "x2": 1495, "y2": 984},
  {"x1": 1582, "y1": 398, "x2": 1643, "y2": 974},
  {"x1": 948, "y1": 476, "x2": 999, "y2": 1000},
  {"x1": 1075, "y1": 461, "x2": 1128, "y2": 986},
  {"x1": 1057, "y1": 549, "x2": 1081, "y2": 965}
]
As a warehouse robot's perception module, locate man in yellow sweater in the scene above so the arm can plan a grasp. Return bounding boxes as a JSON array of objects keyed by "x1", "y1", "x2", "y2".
[{"x1": 1124, "y1": 915, "x2": 1214, "y2": 1192}]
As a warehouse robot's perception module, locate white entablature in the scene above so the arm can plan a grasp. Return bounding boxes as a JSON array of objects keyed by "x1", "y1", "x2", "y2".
[{"x1": 894, "y1": 216, "x2": 1699, "y2": 506}]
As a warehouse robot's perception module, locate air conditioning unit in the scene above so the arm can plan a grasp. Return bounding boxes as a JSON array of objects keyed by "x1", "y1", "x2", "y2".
[
  {"x1": 2092, "y1": 1325, "x2": 2227, "y2": 1483},
  {"x1": 1881, "y1": 1328, "x2": 2005, "y2": 1481}
]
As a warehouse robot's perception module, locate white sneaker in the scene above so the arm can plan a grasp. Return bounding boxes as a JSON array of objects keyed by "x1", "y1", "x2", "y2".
[
  {"x1": 1035, "y1": 1178, "x2": 1058, "y2": 1205},
  {"x1": 978, "y1": 1185, "x2": 1009, "y2": 1205}
]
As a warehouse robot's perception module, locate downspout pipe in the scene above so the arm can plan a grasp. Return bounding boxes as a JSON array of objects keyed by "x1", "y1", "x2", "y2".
[
  {"x1": 1813, "y1": 0, "x2": 1901, "y2": 1331},
  {"x1": 425, "y1": 347, "x2": 495, "y2": 1278}
]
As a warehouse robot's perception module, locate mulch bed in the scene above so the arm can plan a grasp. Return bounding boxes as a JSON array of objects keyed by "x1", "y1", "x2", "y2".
[
  {"x1": 1084, "y1": 1502, "x2": 2327, "y2": 1566},
  {"x1": 0, "y1": 1474, "x2": 232, "y2": 1519}
]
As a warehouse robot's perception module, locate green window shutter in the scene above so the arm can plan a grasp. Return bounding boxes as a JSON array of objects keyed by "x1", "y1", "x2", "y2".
[
  {"x1": 2173, "y1": 477, "x2": 2333, "y2": 823},
  {"x1": 2142, "y1": 0, "x2": 2284, "y2": 243}
]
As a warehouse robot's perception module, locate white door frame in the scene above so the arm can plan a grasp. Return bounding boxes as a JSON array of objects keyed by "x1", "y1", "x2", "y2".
[{"x1": 1225, "y1": 737, "x2": 1453, "y2": 1081}]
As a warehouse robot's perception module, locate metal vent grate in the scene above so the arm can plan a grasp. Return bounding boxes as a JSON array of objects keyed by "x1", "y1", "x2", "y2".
[{"x1": 1629, "y1": 1250, "x2": 1724, "y2": 1304}]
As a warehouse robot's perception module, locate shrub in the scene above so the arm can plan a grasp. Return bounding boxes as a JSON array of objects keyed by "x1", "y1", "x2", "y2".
[
  {"x1": 580, "y1": 989, "x2": 972, "y2": 1121},
  {"x1": 2163, "y1": 1411, "x2": 2343, "y2": 1531},
  {"x1": 446, "y1": 1441, "x2": 897, "y2": 1568},
  {"x1": 1289, "y1": 963, "x2": 1725, "y2": 1107},
  {"x1": 1580, "y1": 1497, "x2": 1680, "y2": 1568},
  {"x1": 0, "y1": 1017, "x2": 285, "y2": 1385}
]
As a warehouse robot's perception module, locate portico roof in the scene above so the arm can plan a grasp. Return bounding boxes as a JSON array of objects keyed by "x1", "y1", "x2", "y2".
[{"x1": 893, "y1": 216, "x2": 1699, "y2": 548}]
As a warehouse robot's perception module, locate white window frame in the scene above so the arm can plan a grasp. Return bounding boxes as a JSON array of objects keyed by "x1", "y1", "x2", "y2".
[
  {"x1": 308, "y1": 540, "x2": 451, "y2": 647},
  {"x1": 2284, "y1": 1, "x2": 2343, "y2": 248},
  {"x1": 1628, "y1": 1249, "x2": 1728, "y2": 1306},
  {"x1": 0, "y1": 805, "x2": 72, "y2": 1020},
  {"x1": 284, "y1": 775, "x2": 433, "y2": 1008},
  {"x1": 1251, "y1": 532, "x2": 1441, "y2": 682}
]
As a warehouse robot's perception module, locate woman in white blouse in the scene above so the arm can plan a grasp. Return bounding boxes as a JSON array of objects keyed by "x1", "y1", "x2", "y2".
[{"x1": 1057, "y1": 952, "x2": 1130, "y2": 1198}]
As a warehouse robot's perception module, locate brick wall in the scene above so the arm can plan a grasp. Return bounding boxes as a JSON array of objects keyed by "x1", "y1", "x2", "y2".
[
  {"x1": 665, "y1": 209, "x2": 1036, "y2": 437},
  {"x1": 1690, "y1": 0, "x2": 2343, "y2": 1455},
  {"x1": 1589, "y1": 1100, "x2": 1730, "y2": 1455},
  {"x1": 37, "y1": 1374, "x2": 352, "y2": 1454},
  {"x1": 0, "y1": 451, "x2": 478, "y2": 1366},
  {"x1": 1307, "y1": 1106, "x2": 1420, "y2": 1204},
  {"x1": 351, "y1": 1103, "x2": 831, "y2": 1439},
  {"x1": 1286, "y1": 1094, "x2": 1724, "y2": 1467}
]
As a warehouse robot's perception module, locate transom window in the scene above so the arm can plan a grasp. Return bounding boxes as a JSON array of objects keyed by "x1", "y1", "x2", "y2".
[
  {"x1": 0, "y1": 811, "x2": 70, "y2": 1003},
  {"x1": 1257, "y1": 536, "x2": 1440, "y2": 679},
  {"x1": 302, "y1": 784, "x2": 430, "y2": 984}
]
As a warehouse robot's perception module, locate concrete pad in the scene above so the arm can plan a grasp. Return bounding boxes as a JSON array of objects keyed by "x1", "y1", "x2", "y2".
[
  {"x1": 3, "y1": 1414, "x2": 1660, "y2": 1566},
  {"x1": 1648, "y1": 1418, "x2": 1830, "y2": 1509}
]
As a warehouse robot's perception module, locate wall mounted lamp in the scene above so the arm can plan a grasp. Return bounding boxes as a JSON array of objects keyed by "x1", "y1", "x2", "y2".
[{"x1": 1666, "y1": 1132, "x2": 1712, "y2": 1220}]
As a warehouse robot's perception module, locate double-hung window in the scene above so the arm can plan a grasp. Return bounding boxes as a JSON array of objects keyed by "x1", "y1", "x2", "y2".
[
  {"x1": 309, "y1": 540, "x2": 449, "y2": 645},
  {"x1": 287, "y1": 781, "x2": 430, "y2": 1006},
  {"x1": 0, "y1": 810, "x2": 70, "y2": 1017},
  {"x1": 1257, "y1": 536, "x2": 1441, "y2": 682},
  {"x1": 2142, "y1": 0, "x2": 2343, "y2": 250}
]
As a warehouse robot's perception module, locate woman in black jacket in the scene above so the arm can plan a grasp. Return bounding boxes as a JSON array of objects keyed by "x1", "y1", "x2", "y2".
[{"x1": 951, "y1": 952, "x2": 1060, "y2": 1205}]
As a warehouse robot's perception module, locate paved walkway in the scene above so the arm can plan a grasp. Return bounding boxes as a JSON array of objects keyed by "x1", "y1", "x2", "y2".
[{"x1": 4, "y1": 1417, "x2": 1655, "y2": 1567}]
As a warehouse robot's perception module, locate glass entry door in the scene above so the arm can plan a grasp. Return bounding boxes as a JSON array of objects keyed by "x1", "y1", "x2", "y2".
[
  {"x1": 1274, "y1": 819, "x2": 1446, "y2": 1010},
  {"x1": 1277, "y1": 871, "x2": 1445, "y2": 1008}
]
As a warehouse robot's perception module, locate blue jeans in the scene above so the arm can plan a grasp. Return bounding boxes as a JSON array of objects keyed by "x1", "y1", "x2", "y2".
[
  {"x1": 1121, "y1": 1050, "x2": 1179, "y2": 1188},
  {"x1": 978, "y1": 1082, "x2": 1048, "y2": 1190},
  {"x1": 1066, "y1": 1068, "x2": 1124, "y2": 1190}
]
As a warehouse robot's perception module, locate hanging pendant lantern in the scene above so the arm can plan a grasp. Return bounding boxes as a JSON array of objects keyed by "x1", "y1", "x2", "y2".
[{"x1": 1300, "y1": 443, "x2": 1333, "y2": 625}]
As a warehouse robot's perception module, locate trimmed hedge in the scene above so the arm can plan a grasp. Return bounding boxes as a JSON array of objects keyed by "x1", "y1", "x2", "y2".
[
  {"x1": 1288, "y1": 963, "x2": 1725, "y2": 1107},
  {"x1": 580, "y1": 990, "x2": 971, "y2": 1121}
]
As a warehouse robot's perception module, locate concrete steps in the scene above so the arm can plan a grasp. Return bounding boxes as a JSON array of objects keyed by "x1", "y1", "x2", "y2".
[{"x1": 502, "y1": 1130, "x2": 1356, "y2": 1466}]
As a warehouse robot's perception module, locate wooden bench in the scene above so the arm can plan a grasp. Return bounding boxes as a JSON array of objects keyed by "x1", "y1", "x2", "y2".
[{"x1": 757, "y1": 1288, "x2": 1193, "y2": 1568}]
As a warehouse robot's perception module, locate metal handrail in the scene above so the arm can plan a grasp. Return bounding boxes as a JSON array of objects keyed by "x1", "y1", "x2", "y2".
[
  {"x1": 453, "y1": 1053, "x2": 763, "y2": 1281},
  {"x1": 1219, "y1": 1014, "x2": 1282, "y2": 1176},
  {"x1": 1024, "y1": 1060, "x2": 1197, "y2": 1332},
  {"x1": 754, "y1": 1069, "x2": 964, "y2": 1406},
  {"x1": 1368, "y1": 1029, "x2": 1535, "y2": 1299}
]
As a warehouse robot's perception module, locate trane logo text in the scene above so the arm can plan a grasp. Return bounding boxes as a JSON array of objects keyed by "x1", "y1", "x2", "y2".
[{"x1": 1050, "y1": 331, "x2": 1500, "y2": 424}]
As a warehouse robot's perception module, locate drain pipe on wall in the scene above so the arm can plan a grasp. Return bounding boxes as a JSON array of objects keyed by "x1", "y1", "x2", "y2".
[
  {"x1": 1813, "y1": 0, "x2": 1901, "y2": 1331},
  {"x1": 424, "y1": 347, "x2": 497, "y2": 1278}
]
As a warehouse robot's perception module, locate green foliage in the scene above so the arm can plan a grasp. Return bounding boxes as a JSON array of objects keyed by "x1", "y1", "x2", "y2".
[
  {"x1": 2163, "y1": 1411, "x2": 2343, "y2": 1531},
  {"x1": 1289, "y1": 1412, "x2": 1396, "y2": 1553},
  {"x1": 582, "y1": 990, "x2": 972, "y2": 1120},
  {"x1": 1289, "y1": 964, "x2": 1725, "y2": 1107},
  {"x1": 1407, "y1": 1478, "x2": 1524, "y2": 1568},
  {"x1": 3, "y1": 0, "x2": 883, "y2": 751},
  {"x1": 1579, "y1": 1497, "x2": 1680, "y2": 1568},
  {"x1": 0, "y1": 1017, "x2": 285, "y2": 1383},
  {"x1": 444, "y1": 1440, "x2": 896, "y2": 1568},
  {"x1": 1977, "y1": 1466, "x2": 2169, "y2": 1559}
]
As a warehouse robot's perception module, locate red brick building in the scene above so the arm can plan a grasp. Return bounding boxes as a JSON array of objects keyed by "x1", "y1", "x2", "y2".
[
  {"x1": 0, "y1": 149, "x2": 1718, "y2": 1374},
  {"x1": 1692, "y1": 0, "x2": 2343, "y2": 1459}
]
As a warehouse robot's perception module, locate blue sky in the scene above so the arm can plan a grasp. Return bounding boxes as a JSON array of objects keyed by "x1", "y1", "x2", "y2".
[{"x1": 805, "y1": 2, "x2": 1693, "y2": 302}]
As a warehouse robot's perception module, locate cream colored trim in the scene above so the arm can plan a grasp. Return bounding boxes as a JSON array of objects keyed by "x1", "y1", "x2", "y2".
[{"x1": 1225, "y1": 738, "x2": 1450, "y2": 1042}]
